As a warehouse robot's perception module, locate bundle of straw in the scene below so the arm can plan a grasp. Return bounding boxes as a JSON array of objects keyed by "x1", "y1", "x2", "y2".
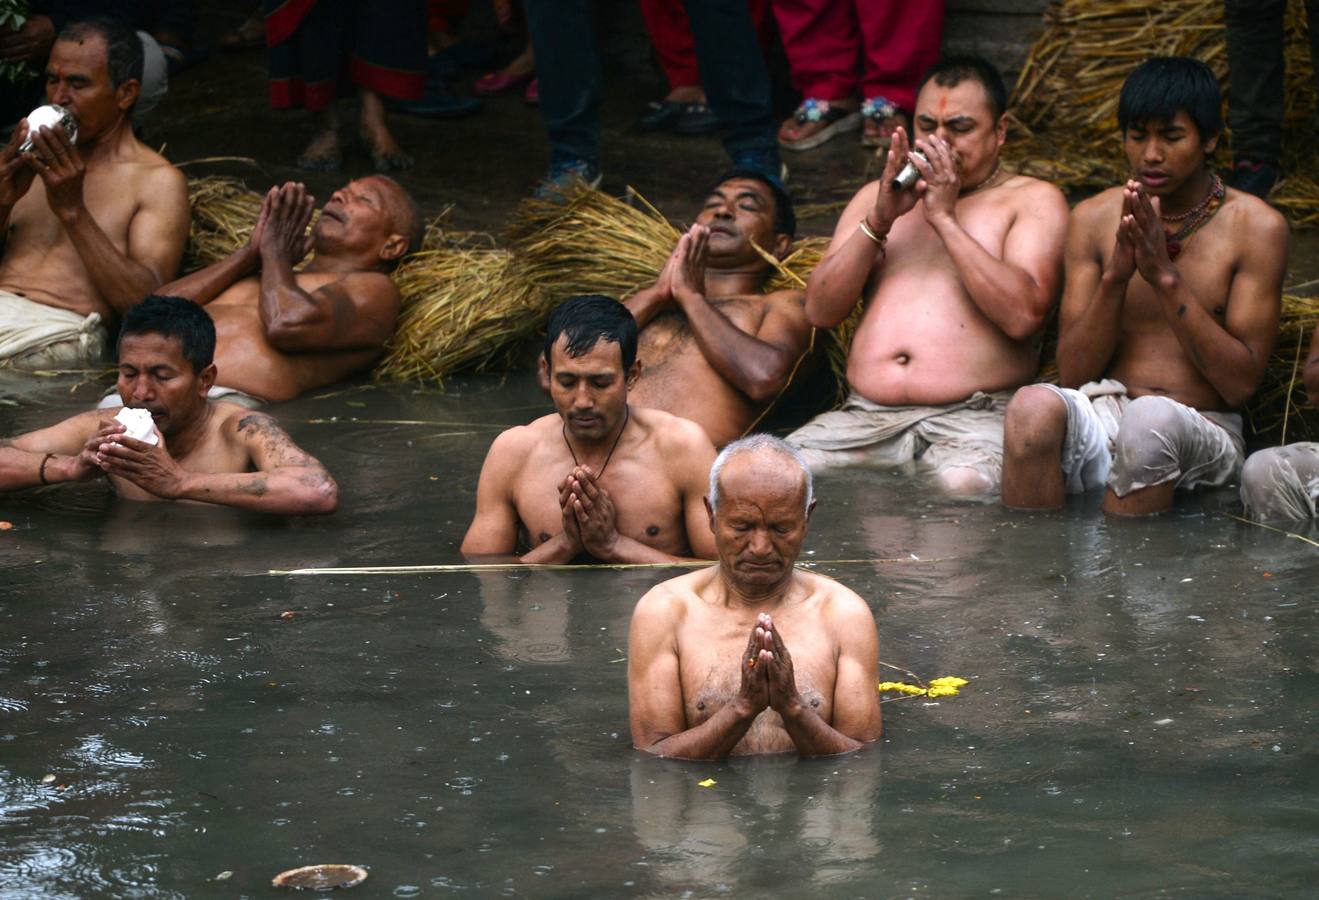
[
  {"x1": 185, "y1": 176, "x2": 267, "y2": 270},
  {"x1": 376, "y1": 244, "x2": 551, "y2": 382},
  {"x1": 1006, "y1": 0, "x2": 1317, "y2": 225}
]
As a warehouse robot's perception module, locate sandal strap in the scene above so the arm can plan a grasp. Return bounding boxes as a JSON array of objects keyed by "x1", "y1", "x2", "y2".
[
  {"x1": 861, "y1": 96, "x2": 900, "y2": 121},
  {"x1": 794, "y1": 98, "x2": 832, "y2": 125}
]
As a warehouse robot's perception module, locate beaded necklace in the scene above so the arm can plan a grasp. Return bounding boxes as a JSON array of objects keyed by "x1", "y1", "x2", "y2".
[{"x1": 1163, "y1": 173, "x2": 1225, "y2": 261}]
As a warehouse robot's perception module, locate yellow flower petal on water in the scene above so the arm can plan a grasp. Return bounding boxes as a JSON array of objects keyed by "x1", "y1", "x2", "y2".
[
  {"x1": 877, "y1": 681, "x2": 927, "y2": 696},
  {"x1": 929, "y1": 676, "x2": 968, "y2": 689},
  {"x1": 698, "y1": 778, "x2": 716, "y2": 788}
]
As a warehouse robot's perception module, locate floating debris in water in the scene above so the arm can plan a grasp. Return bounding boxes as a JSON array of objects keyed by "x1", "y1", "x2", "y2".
[
  {"x1": 697, "y1": 778, "x2": 716, "y2": 788},
  {"x1": 272, "y1": 864, "x2": 368, "y2": 891},
  {"x1": 213, "y1": 871, "x2": 233, "y2": 881},
  {"x1": 41, "y1": 774, "x2": 55, "y2": 784}
]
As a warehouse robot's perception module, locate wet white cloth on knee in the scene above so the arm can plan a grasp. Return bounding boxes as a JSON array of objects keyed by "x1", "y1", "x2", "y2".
[
  {"x1": 1239, "y1": 443, "x2": 1319, "y2": 521},
  {"x1": 1037, "y1": 380, "x2": 1243, "y2": 497}
]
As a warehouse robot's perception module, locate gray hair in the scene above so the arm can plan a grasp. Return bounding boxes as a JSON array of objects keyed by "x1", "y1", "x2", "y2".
[{"x1": 708, "y1": 434, "x2": 814, "y2": 515}]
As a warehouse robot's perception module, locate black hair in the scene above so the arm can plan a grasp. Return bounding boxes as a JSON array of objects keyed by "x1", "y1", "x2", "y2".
[
  {"x1": 543, "y1": 295, "x2": 638, "y2": 372},
  {"x1": 59, "y1": 17, "x2": 144, "y2": 91},
  {"x1": 708, "y1": 168, "x2": 797, "y2": 239},
  {"x1": 1117, "y1": 56, "x2": 1222, "y2": 140},
  {"x1": 118, "y1": 295, "x2": 216, "y2": 373},
  {"x1": 917, "y1": 55, "x2": 1008, "y2": 120}
]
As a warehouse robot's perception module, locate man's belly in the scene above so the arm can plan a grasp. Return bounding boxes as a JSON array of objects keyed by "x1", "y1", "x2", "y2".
[
  {"x1": 1105, "y1": 334, "x2": 1230, "y2": 412},
  {"x1": 0, "y1": 263, "x2": 107, "y2": 320},
  {"x1": 632, "y1": 350, "x2": 757, "y2": 447},
  {"x1": 210, "y1": 305, "x2": 377, "y2": 403},
  {"x1": 847, "y1": 298, "x2": 1040, "y2": 406}
]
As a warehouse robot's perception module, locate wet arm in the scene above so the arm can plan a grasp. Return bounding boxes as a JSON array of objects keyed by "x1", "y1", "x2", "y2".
[
  {"x1": 0, "y1": 412, "x2": 106, "y2": 490},
  {"x1": 1151, "y1": 216, "x2": 1288, "y2": 408},
  {"x1": 259, "y1": 263, "x2": 398, "y2": 354},
  {"x1": 674, "y1": 288, "x2": 810, "y2": 403},
  {"x1": 159, "y1": 245, "x2": 260, "y2": 305},
  {"x1": 461, "y1": 431, "x2": 580, "y2": 564},
  {"x1": 928, "y1": 187, "x2": 1066, "y2": 341},
  {"x1": 173, "y1": 412, "x2": 337, "y2": 514},
  {"x1": 805, "y1": 184, "x2": 887, "y2": 329},
  {"x1": 623, "y1": 283, "x2": 672, "y2": 329},
  {"x1": 67, "y1": 166, "x2": 190, "y2": 312},
  {"x1": 629, "y1": 594, "x2": 757, "y2": 760},
  {"x1": 1058, "y1": 212, "x2": 1128, "y2": 387}
]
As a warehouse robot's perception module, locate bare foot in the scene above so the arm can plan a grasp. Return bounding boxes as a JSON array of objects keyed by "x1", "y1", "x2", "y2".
[
  {"x1": 359, "y1": 91, "x2": 414, "y2": 171},
  {"x1": 297, "y1": 128, "x2": 342, "y2": 172},
  {"x1": 665, "y1": 86, "x2": 706, "y2": 104}
]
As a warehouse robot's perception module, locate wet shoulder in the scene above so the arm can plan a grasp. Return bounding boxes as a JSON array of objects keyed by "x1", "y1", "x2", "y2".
[
  {"x1": 1220, "y1": 188, "x2": 1289, "y2": 242},
  {"x1": 487, "y1": 414, "x2": 558, "y2": 464},
  {"x1": 797, "y1": 570, "x2": 872, "y2": 620},
  {"x1": 1003, "y1": 174, "x2": 1068, "y2": 215},
  {"x1": 632, "y1": 569, "x2": 707, "y2": 624},
  {"x1": 634, "y1": 407, "x2": 712, "y2": 453}
]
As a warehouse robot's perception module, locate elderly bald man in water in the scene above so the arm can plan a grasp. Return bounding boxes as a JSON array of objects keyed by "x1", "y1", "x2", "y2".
[{"x1": 628, "y1": 434, "x2": 883, "y2": 759}]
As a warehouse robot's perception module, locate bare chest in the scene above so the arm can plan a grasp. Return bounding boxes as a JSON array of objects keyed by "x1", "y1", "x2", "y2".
[
  {"x1": 11, "y1": 171, "x2": 138, "y2": 249},
  {"x1": 678, "y1": 614, "x2": 835, "y2": 755},
  {"x1": 109, "y1": 436, "x2": 252, "y2": 502},
  {"x1": 512, "y1": 451, "x2": 688, "y2": 553}
]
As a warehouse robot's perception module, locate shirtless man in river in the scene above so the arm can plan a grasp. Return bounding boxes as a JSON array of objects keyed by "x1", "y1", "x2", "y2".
[
  {"x1": 462, "y1": 295, "x2": 717, "y2": 564},
  {"x1": 624, "y1": 171, "x2": 812, "y2": 447},
  {"x1": 0, "y1": 17, "x2": 189, "y2": 369},
  {"x1": 789, "y1": 56, "x2": 1069, "y2": 494},
  {"x1": 152, "y1": 177, "x2": 419, "y2": 403},
  {"x1": 0, "y1": 296, "x2": 337, "y2": 514},
  {"x1": 628, "y1": 435, "x2": 882, "y2": 759},
  {"x1": 1001, "y1": 57, "x2": 1287, "y2": 516}
]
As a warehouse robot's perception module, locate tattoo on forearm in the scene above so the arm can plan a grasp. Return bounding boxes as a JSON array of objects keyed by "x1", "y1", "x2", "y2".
[{"x1": 237, "y1": 413, "x2": 313, "y2": 465}]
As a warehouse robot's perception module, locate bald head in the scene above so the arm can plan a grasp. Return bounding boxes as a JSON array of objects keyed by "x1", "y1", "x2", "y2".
[
  {"x1": 369, "y1": 175, "x2": 424, "y2": 262},
  {"x1": 709, "y1": 434, "x2": 814, "y2": 516}
]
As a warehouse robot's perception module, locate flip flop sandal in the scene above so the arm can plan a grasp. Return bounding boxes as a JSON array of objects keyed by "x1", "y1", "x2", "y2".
[
  {"x1": 778, "y1": 98, "x2": 861, "y2": 152},
  {"x1": 861, "y1": 97, "x2": 908, "y2": 149}
]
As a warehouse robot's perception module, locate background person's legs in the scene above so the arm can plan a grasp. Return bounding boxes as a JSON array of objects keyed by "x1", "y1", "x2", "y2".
[
  {"x1": 685, "y1": 0, "x2": 781, "y2": 173},
  {"x1": 525, "y1": 0, "x2": 602, "y2": 184},
  {"x1": 1223, "y1": 0, "x2": 1287, "y2": 195}
]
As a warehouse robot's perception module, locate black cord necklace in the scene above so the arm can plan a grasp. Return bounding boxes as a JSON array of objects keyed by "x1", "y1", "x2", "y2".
[{"x1": 562, "y1": 406, "x2": 629, "y2": 477}]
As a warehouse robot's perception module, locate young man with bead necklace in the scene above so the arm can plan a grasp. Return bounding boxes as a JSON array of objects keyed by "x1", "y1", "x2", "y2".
[
  {"x1": 789, "y1": 56, "x2": 1070, "y2": 496},
  {"x1": 462, "y1": 295, "x2": 718, "y2": 564},
  {"x1": 1001, "y1": 56, "x2": 1288, "y2": 515}
]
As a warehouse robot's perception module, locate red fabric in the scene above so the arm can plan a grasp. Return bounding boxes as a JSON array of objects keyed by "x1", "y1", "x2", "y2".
[
  {"x1": 266, "y1": 0, "x2": 319, "y2": 46},
  {"x1": 857, "y1": 0, "x2": 943, "y2": 110},
  {"x1": 771, "y1": 0, "x2": 944, "y2": 109},
  {"x1": 639, "y1": 0, "x2": 772, "y2": 92},
  {"x1": 349, "y1": 55, "x2": 426, "y2": 100},
  {"x1": 269, "y1": 76, "x2": 338, "y2": 110}
]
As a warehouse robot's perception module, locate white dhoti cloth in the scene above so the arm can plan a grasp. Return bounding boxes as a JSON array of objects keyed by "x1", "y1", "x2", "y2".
[{"x1": 0, "y1": 290, "x2": 108, "y2": 370}]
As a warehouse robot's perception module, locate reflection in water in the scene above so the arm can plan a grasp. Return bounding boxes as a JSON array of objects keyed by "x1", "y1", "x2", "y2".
[
  {"x1": 2, "y1": 377, "x2": 1317, "y2": 897},
  {"x1": 630, "y1": 753, "x2": 881, "y2": 892}
]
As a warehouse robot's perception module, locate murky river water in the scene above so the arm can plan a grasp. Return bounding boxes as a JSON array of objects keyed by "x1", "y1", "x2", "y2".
[{"x1": 1, "y1": 372, "x2": 1315, "y2": 898}]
